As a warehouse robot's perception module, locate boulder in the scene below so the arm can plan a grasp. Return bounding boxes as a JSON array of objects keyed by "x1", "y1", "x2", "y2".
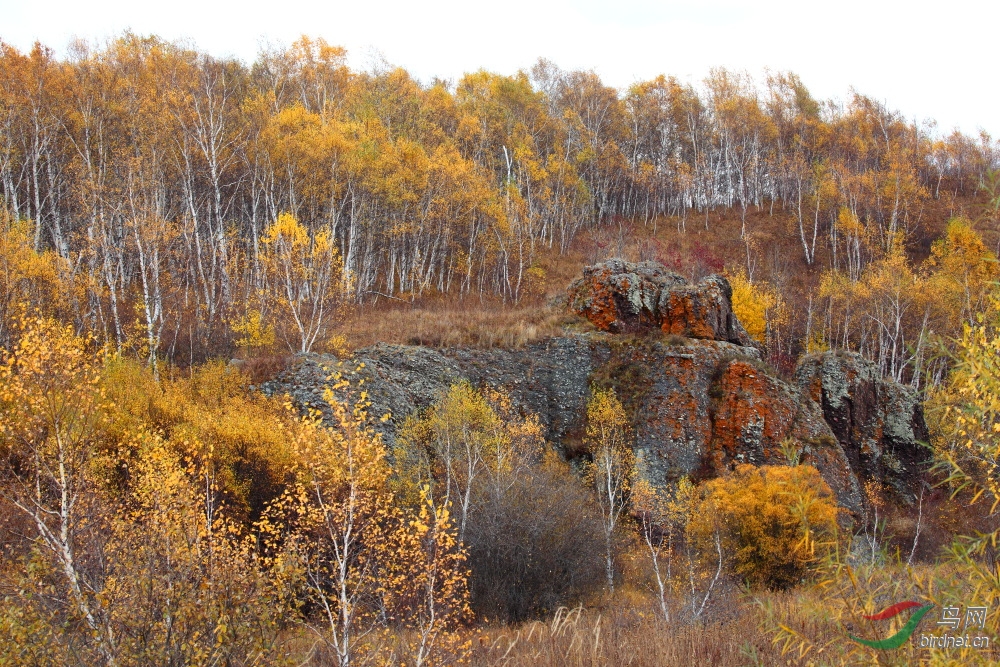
[
  {"x1": 567, "y1": 259, "x2": 756, "y2": 347},
  {"x1": 795, "y1": 351, "x2": 930, "y2": 499}
]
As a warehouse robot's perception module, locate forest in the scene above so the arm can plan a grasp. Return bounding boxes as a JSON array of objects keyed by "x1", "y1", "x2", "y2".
[{"x1": 2, "y1": 33, "x2": 1000, "y2": 665}]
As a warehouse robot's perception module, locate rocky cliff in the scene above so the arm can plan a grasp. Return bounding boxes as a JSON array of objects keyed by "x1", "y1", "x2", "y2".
[
  {"x1": 795, "y1": 351, "x2": 930, "y2": 497},
  {"x1": 261, "y1": 260, "x2": 930, "y2": 513}
]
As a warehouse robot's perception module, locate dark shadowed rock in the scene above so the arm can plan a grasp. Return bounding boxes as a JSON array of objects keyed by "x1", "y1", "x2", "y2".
[
  {"x1": 795, "y1": 351, "x2": 930, "y2": 499},
  {"x1": 567, "y1": 259, "x2": 756, "y2": 347}
]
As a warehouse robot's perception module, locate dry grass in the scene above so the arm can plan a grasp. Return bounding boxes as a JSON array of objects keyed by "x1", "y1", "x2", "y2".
[
  {"x1": 334, "y1": 298, "x2": 584, "y2": 351},
  {"x1": 468, "y1": 597, "x2": 779, "y2": 667},
  {"x1": 328, "y1": 215, "x2": 747, "y2": 355},
  {"x1": 277, "y1": 599, "x2": 778, "y2": 667},
  {"x1": 235, "y1": 354, "x2": 294, "y2": 384},
  {"x1": 324, "y1": 209, "x2": 805, "y2": 355}
]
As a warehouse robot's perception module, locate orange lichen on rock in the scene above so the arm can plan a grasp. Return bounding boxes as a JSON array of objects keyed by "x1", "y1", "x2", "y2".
[
  {"x1": 709, "y1": 360, "x2": 795, "y2": 460},
  {"x1": 572, "y1": 264, "x2": 621, "y2": 332},
  {"x1": 659, "y1": 290, "x2": 714, "y2": 339},
  {"x1": 567, "y1": 259, "x2": 756, "y2": 346},
  {"x1": 708, "y1": 359, "x2": 861, "y2": 512}
]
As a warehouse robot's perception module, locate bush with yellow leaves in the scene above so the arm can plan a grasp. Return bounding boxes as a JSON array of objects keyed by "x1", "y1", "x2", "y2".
[
  {"x1": 688, "y1": 464, "x2": 840, "y2": 590},
  {"x1": 0, "y1": 316, "x2": 295, "y2": 666},
  {"x1": 0, "y1": 317, "x2": 474, "y2": 666},
  {"x1": 727, "y1": 269, "x2": 786, "y2": 345},
  {"x1": 266, "y1": 378, "x2": 472, "y2": 666}
]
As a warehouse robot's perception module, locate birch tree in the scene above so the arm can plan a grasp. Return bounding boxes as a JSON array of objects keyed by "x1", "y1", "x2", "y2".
[
  {"x1": 261, "y1": 211, "x2": 345, "y2": 352},
  {"x1": 0, "y1": 316, "x2": 118, "y2": 664},
  {"x1": 584, "y1": 387, "x2": 634, "y2": 594}
]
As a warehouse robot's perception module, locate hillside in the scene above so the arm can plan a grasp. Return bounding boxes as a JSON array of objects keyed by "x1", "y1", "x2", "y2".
[
  {"x1": 2, "y1": 33, "x2": 1000, "y2": 666},
  {"x1": 1, "y1": 35, "x2": 998, "y2": 378}
]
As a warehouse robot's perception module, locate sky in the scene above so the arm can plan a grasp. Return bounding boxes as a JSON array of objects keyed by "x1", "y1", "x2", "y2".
[{"x1": 1, "y1": 0, "x2": 996, "y2": 137}]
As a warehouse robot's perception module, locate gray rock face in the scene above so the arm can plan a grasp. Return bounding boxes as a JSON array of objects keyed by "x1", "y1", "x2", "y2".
[
  {"x1": 795, "y1": 351, "x2": 930, "y2": 499},
  {"x1": 261, "y1": 337, "x2": 601, "y2": 454},
  {"x1": 567, "y1": 259, "x2": 756, "y2": 347},
  {"x1": 262, "y1": 334, "x2": 864, "y2": 512}
]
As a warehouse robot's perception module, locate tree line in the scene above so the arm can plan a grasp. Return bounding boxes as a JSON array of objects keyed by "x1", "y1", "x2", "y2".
[{"x1": 1, "y1": 34, "x2": 997, "y2": 365}]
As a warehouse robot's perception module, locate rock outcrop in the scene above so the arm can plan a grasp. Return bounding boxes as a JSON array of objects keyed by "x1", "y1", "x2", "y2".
[
  {"x1": 260, "y1": 260, "x2": 929, "y2": 514},
  {"x1": 261, "y1": 337, "x2": 598, "y2": 454},
  {"x1": 795, "y1": 351, "x2": 930, "y2": 498},
  {"x1": 708, "y1": 358, "x2": 860, "y2": 507},
  {"x1": 567, "y1": 259, "x2": 756, "y2": 347},
  {"x1": 262, "y1": 336, "x2": 862, "y2": 512}
]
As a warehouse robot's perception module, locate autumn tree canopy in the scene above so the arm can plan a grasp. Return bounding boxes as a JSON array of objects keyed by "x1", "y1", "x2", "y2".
[{"x1": 1, "y1": 34, "x2": 995, "y2": 369}]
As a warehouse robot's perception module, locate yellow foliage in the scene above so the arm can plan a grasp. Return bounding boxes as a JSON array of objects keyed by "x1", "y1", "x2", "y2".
[
  {"x1": 584, "y1": 387, "x2": 635, "y2": 592},
  {"x1": 261, "y1": 212, "x2": 346, "y2": 353},
  {"x1": 926, "y1": 216, "x2": 999, "y2": 322},
  {"x1": 272, "y1": 381, "x2": 472, "y2": 665},
  {"x1": 0, "y1": 310, "x2": 107, "y2": 664},
  {"x1": 727, "y1": 269, "x2": 786, "y2": 344},
  {"x1": 396, "y1": 381, "x2": 545, "y2": 541},
  {"x1": 804, "y1": 329, "x2": 830, "y2": 354},
  {"x1": 767, "y1": 285, "x2": 1000, "y2": 665},
  {"x1": 230, "y1": 308, "x2": 276, "y2": 350},
  {"x1": 323, "y1": 332, "x2": 351, "y2": 357},
  {"x1": 837, "y1": 205, "x2": 863, "y2": 237},
  {"x1": 586, "y1": 386, "x2": 631, "y2": 450},
  {"x1": 632, "y1": 475, "x2": 697, "y2": 533},
  {"x1": 818, "y1": 247, "x2": 932, "y2": 377},
  {"x1": 0, "y1": 318, "x2": 293, "y2": 664},
  {"x1": 103, "y1": 439, "x2": 293, "y2": 665},
  {"x1": 0, "y1": 316, "x2": 107, "y2": 495},
  {"x1": 0, "y1": 323, "x2": 468, "y2": 664},
  {"x1": 101, "y1": 358, "x2": 297, "y2": 526},
  {"x1": 380, "y1": 485, "x2": 473, "y2": 664},
  {"x1": 522, "y1": 265, "x2": 547, "y2": 298},
  {"x1": 688, "y1": 464, "x2": 840, "y2": 590},
  {"x1": 763, "y1": 556, "x2": 1000, "y2": 665},
  {"x1": 0, "y1": 217, "x2": 67, "y2": 344},
  {"x1": 929, "y1": 217, "x2": 997, "y2": 281},
  {"x1": 930, "y1": 290, "x2": 1000, "y2": 513}
]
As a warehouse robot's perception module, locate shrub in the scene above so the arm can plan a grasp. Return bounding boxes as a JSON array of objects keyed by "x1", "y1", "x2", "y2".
[
  {"x1": 396, "y1": 382, "x2": 606, "y2": 623},
  {"x1": 100, "y1": 358, "x2": 297, "y2": 528},
  {"x1": 465, "y1": 451, "x2": 605, "y2": 622},
  {"x1": 688, "y1": 464, "x2": 840, "y2": 590}
]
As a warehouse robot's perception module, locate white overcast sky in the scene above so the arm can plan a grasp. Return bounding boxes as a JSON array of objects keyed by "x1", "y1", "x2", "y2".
[{"x1": 2, "y1": 0, "x2": 996, "y2": 137}]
